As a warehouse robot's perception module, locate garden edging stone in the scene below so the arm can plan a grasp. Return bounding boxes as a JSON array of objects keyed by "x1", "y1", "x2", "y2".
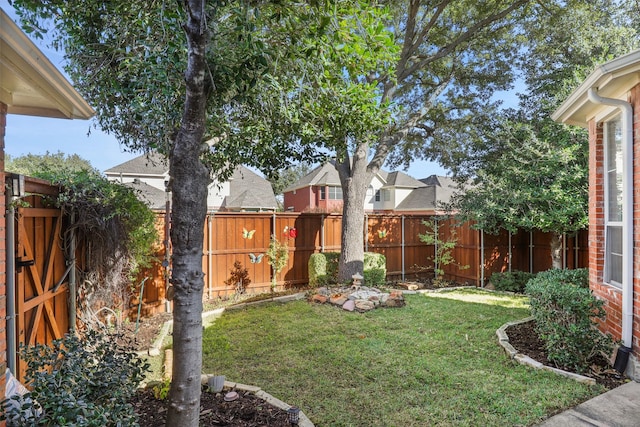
[{"x1": 497, "y1": 317, "x2": 596, "y2": 385}]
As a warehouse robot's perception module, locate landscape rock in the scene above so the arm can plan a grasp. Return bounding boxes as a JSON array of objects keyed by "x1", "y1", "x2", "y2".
[
  {"x1": 342, "y1": 300, "x2": 356, "y2": 311},
  {"x1": 354, "y1": 300, "x2": 376, "y2": 312},
  {"x1": 311, "y1": 294, "x2": 328, "y2": 304},
  {"x1": 329, "y1": 294, "x2": 348, "y2": 306}
]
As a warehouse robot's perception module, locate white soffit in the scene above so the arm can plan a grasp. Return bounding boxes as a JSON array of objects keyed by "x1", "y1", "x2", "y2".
[
  {"x1": 552, "y1": 49, "x2": 640, "y2": 127},
  {"x1": 0, "y1": 8, "x2": 94, "y2": 119}
]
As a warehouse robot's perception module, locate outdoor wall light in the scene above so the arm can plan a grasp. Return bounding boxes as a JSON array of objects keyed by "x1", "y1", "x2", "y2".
[{"x1": 287, "y1": 406, "x2": 300, "y2": 425}]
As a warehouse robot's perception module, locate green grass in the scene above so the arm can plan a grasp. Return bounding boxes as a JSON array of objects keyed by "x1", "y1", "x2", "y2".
[{"x1": 201, "y1": 289, "x2": 604, "y2": 426}]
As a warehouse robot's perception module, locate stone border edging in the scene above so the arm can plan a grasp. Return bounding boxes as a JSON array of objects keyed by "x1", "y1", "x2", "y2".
[
  {"x1": 496, "y1": 317, "x2": 596, "y2": 385},
  {"x1": 199, "y1": 374, "x2": 314, "y2": 427}
]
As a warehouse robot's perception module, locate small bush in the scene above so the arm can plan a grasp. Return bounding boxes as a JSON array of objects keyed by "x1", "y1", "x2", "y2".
[
  {"x1": 526, "y1": 268, "x2": 614, "y2": 373},
  {"x1": 308, "y1": 252, "x2": 386, "y2": 287},
  {"x1": 489, "y1": 270, "x2": 535, "y2": 293},
  {"x1": 363, "y1": 253, "x2": 386, "y2": 286},
  {"x1": 1, "y1": 330, "x2": 149, "y2": 426},
  {"x1": 308, "y1": 252, "x2": 340, "y2": 287}
]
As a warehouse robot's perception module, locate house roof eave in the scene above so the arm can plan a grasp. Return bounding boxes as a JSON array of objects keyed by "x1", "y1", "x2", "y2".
[
  {"x1": 0, "y1": 8, "x2": 94, "y2": 120},
  {"x1": 553, "y1": 49, "x2": 640, "y2": 127}
]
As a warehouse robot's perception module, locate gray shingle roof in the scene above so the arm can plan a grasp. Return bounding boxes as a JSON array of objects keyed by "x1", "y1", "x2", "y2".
[
  {"x1": 106, "y1": 153, "x2": 276, "y2": 210},
  {"x1": 104, "y1": 152, "x2": 168, "y2": 176},
  {"x1": 124, "y1": 179, "x2": 167, "y2": 210},
  {"x1": 395, "y1": 175, "x2": 460, "y2": 211},
  {"x1": 283, "y1": 162, "x2": 342, "y2": 192},
  {"x1": 221, "y1": 166, "x2": 277, "y2": 210},
  {"x1": 383, "y1": 171, "x2": 426, "y2": 188}
]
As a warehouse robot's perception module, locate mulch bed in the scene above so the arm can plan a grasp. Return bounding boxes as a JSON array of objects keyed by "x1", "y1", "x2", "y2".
[
  {"x1": 506, "y1": 320, "x2": 628, "y2": 390},
  {"x1": 131, "y1": 386, "x2": 291, "y2": 426}
]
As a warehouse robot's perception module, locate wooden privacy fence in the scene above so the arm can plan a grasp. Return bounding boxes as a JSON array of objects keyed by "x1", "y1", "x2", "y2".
[{"x1": 137, "y1": 212, "x2": 588, "y2": 314}]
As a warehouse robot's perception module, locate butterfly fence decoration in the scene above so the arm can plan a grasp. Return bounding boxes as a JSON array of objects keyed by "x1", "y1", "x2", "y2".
[
  {"x1": 242, "y1": 227, "x2": 256, "y2": 239},
  {"x1": 249, "y1": 253, "x2": 264, "y2": 264},
  {"x1": 378, "y1": 229, "x2": 388, "y2": 238}
]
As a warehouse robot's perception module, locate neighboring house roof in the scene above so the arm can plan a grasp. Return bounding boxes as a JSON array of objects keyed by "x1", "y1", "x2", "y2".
[
  {"x1": 222, "y1": 166, "x2": 278, "y2": 210},
  {"x1": 104, "y1": 152, "x2": 168, "y2": 177},
  {"x1": 552, "y1": 49, "x2": 640, "y2": 127},
  {"x1": 395, "y1": 175, "x2": 459, "y2": 211},
  {"x1": 382, "y1": 171, "x2": 426, "y2": 188},
  {"x1": 106, "y1": 153, "x2": 276, "y2": 211},
  {"x1": 0, "y1": 8, "x2": 94, "y2": 119},
  {"x1": 283, "y1": 162, "x2": 342, "y2": 192},
  {"x1": 125, "y1": 179, "x2": 167, "y2": 210}
]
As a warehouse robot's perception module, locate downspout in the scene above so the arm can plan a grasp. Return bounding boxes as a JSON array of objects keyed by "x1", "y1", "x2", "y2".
[
  {"x1": 6, "y1": 184, "x2": 16, "y2": 373},
  {"x1": 587, "y1": 88, "x2": 634, "y2": 353}
]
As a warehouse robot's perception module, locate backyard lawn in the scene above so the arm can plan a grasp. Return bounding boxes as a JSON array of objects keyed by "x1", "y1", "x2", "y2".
[{"x1": 201, "y1": 289, "x2": 605, "y2": 426}]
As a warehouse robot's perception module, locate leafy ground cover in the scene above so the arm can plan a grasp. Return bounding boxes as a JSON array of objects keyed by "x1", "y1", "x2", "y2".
[{"x1": 199, "y1": 289, "x2": 606, "y2": 426}]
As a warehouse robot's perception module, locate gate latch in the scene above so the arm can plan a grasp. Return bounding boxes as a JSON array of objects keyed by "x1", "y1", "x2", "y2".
[{"x1": 16, "y1": 257, "x2": 35, "y2": 272}]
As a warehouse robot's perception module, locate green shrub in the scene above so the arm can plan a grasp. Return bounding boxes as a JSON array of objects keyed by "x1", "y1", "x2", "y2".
[
  {"x1": 489, "y1": 270, "x2": 535, "y2": 293},
  {"x1": 525, "y1": 268, "x2": 614, "y2": 373},
  {"x1": 308, "y1": 252, "x2": 386, "y2": 287},
  {"x1": 308, "y1": 252, "x2": 340, "y2": 287},
  {"x1": 363, "y1": 252, "x2": 386, "y2": 286},
  {"x1": 1, "y1": 330, "x2": 149, "y2": 426}
]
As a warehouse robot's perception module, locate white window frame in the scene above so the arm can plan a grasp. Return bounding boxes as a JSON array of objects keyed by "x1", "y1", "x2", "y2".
[
  {"x1": 604, "y1": 116, "x2": 623, "y2": 288},
  {"x1": 328, "y1": 186, "x2": 343, "y2": 200}
]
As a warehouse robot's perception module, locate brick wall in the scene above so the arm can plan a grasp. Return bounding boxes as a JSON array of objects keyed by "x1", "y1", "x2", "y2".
[
  {"x1": 589, "y1": 86, "x2": 640, "y2": 363},
  {"x1": 0, "y1": 102, "x2": 6, "y2": 407},
  {"x1": 632, "y1": 85, "x2": 640, "y2": 355}
]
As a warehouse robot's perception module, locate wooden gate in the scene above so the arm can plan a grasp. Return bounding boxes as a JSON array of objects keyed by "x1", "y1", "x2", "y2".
[{"x1": 14, "y1": 192, "x2": 70, "y2": 379}]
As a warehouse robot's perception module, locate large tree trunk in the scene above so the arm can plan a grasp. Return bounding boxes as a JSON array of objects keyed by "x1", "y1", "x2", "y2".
[
  {"x1": 336, "y1": 145, "x2": 370, "y2": 282},
  {"x1": 550, "y1": 232, "x2": 563, "y2": 270},
  {"x1": 166, "y1": 2, "x2": 210, "y2": 425}
]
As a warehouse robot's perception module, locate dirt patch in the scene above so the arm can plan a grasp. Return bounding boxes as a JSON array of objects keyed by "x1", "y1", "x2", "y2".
[
  {"x1": 506, "y1": 320, "x2": 628, "y2": 390},
  {"x1": 131, "y1": 386, "x2": 291, "y2": 426}
]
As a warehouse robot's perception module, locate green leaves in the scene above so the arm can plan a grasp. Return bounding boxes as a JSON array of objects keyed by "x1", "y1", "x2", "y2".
[
  {"x1": 451, "y1": 115, "x2": 588, "y2": 236},
  {"x1": 526, "y1": 268, "x2": 614, "y2": 373}
]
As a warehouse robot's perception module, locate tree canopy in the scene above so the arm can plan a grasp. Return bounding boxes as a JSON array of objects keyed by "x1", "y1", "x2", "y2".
[{"x1": 445, "y1": 0, "x2": 639, "y2": 268}]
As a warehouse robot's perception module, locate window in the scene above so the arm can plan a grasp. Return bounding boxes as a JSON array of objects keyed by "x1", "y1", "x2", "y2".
[
  {"x1": 375, "y1": 190, "x2": 381, "y2": 202},
  {"x1": 604, "y1": 117, "x2": 623, "y2": 287},
  {"x1": 382, "y1": 189, "x2": 391, "y2": 202},
  {"x1": 319, "y1": 187, "x2": 326, "y2": 200},
  {"x1": 328, "y1": 186, "x2": 343, "y2": 200}
]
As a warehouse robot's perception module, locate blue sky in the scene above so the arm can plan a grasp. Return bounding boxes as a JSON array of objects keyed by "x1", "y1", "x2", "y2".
[{"x1": 2, "y1": 3, "x2": 518, "y2": 178}]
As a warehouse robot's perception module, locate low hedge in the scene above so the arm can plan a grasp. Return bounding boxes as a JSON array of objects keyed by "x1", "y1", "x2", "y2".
[
  {"x1": 308, "y1": 252, "x2": 386, "y2": 287},
  {"x1": 525, "y1": 268, "x2": 614, "y2": 373},
  {"x1": 489, "y1": 270, "x2": 535, "y2": 293}
]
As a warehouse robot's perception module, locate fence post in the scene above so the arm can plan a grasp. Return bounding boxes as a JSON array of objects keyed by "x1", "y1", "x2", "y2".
[
  {"x1": 401, "y1": 215, "x2": 405, "y2": 282},
  {"x1": 434, "y1": 217, "x2": 439, "y2": 276},
  {"x1": 562, "y1": 233, "x2": 567, "y2": 270},
  {"x1": 69, "y1": 212, "x2": 76, "y2": 332},
  {"x1": 529, "y1": 231, "x2": 534, "y2": 274},
  {"x1": 364, "y1": 213, "x2": 368, "y2": 252},
  {"x1": 207, "y1": 215, "x2": 213, "y2": 299},
  {"x1": 574, "y1": 234, "x2": 579, "y2": 268},
  {"x1": 272, "y1": 213, "x2": 277, "y2": 286},
  {"x1": 320, "y1": 214, "x2": 325, "y2": 253},
  {"x1": 508, "y1": 231, "x2": 512, "y2": 273},
  {"x1": 480, "y1": 228, "x2": 485, "y2": 288}
]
